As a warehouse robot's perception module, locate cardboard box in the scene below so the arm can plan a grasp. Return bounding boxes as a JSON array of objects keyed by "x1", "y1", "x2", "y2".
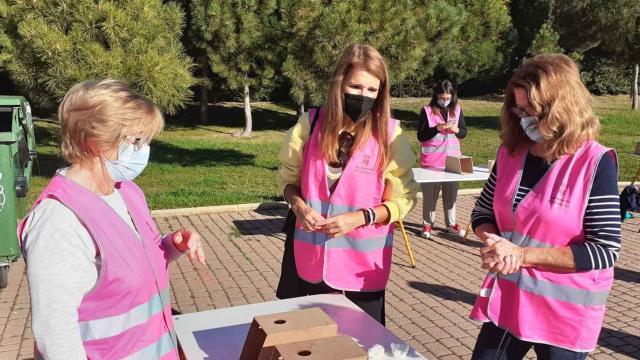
[
  {"x1": 445, "y1": 155, "x2": 474, "y2": 174},
  {"x1": 269, "y1": 335, "x2": 367, "y2": 360},
  {"x1": 239, "y1": 307, "x2": 338, "y2": 360}
]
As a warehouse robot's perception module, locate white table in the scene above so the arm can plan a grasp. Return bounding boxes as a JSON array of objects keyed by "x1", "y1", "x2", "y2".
[
  {"x1": 396, "y1": 166, "x2": 491, "y2": 267},
  {"x1": 173, "y1": 294, "x2": 426, "y2": 360},
  {"x1": 412, "y1": 166, "x2": 491, "y2": 184}
]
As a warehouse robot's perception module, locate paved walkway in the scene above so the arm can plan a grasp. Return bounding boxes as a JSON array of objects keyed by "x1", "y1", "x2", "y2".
[{"x1": 0, "y1": 194, "x2": 638, "y2": 359}]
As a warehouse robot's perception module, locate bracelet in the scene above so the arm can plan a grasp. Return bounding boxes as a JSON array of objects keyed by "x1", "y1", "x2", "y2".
[
  {"x1": 361, "y1": 209, "x2": 371, "y2": 226},
  {"x1": 368, "y1": 207, "x2": 377, "y2": 225}
]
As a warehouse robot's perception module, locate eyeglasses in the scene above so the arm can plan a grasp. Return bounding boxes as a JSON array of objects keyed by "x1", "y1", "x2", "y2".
[
  {"x1": 124, "y1": 136, "x2": 150, "y2": 151},
  {"x1": 510, "y1": 106, "x2": 535, "y2": 118},
  {"x1": 328, "y1": 131, "x2": 355, "y2": 168}
]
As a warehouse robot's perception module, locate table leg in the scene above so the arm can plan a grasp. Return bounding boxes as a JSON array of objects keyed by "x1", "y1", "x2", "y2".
[
  {"x1": 397, "y1": 220, "x2": 416, "y2": 268},
  {"x1": 463, "y1": 222, "x2": 473, "y2": 242}
]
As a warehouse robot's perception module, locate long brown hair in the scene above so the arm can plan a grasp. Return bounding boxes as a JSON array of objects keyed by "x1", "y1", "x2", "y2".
[
  {"x1": 320, "y1": 43, "x2": 391, "y2": 169},
  {"x1": 500, "y1": 54, "x2": 600, "y2": 161}
]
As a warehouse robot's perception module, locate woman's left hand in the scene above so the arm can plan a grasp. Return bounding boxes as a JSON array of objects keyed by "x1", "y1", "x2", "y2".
[
  {"x1": 480, "y1": 233, "x2": 524, "y2": 275},
  {"x1": 171, "y1": 229, "x2": 206, "y2": 265},
  {"x1": 448, "y1": 125, "x2": 459, "y2": 134},
  {"x1": 318, "y1": 211, "x2": 365, "y2": 238}
]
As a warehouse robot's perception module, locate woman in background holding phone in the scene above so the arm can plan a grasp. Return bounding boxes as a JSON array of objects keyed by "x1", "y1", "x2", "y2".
[{"x1": 417, "y1": 80, "x2": 468, "y2": 239}]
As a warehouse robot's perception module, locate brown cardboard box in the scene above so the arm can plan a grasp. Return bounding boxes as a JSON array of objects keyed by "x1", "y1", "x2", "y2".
[
  {"x1": 269, "y1": 335, "x2": 367, "y2": 360},
  {"x1": 239, "y1": 307, "x2": 338, "y2": 360},
  {"x1": 445, "y1": 155, "x2": 474, "y2": 174}
]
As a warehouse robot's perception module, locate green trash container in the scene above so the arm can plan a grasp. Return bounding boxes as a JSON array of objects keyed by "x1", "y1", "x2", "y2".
[{"x1": 0, "y1": 96, "x2": 36, "y2": 288}]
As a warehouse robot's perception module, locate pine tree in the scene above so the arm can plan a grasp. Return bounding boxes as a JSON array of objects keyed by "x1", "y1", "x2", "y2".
[
  {"x1": 188, "y1": 0, "x2": 279, "y2": 136},
  {"x1": 0, "y1": 0, "x2": 195, "y2": 114},
  {"x1": 437, "y1": 0, "x2": 515, "y2": 84},
  {"x1": 509, "y1": 0, "x2": 554, "y2": 63},
  {"x1": 279, "y1": 0, "x2": 428, "y2": 107},
  {"x1": 528, "y1": 22, "x2": 562, "y2": 55},
  {"x1": 551, "y1": 0, "x2": 640, "y2": 109}
]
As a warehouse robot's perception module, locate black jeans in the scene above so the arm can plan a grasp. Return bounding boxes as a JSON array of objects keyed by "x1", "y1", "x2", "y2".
[
  {"x1": 472, "y1": 322, "x2": 588, "y2": 360},
  {"x1": 300, "y1": 279, "x2": 386, "y2": 326}
]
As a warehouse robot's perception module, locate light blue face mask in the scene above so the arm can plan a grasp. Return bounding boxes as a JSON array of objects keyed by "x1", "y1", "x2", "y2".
[
  {"x1": 520, "y1": 116, "x2": 544, "y2": 143},
  {"x1": 103, "y1": 143, "x2": 150, "y2": 182}
]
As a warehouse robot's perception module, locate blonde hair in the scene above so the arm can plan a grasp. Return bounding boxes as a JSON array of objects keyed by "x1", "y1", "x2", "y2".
[
  {"x1": 59, "y1": 79, "x2": 164, "y2": 164},
  {"x1": 320, "y1": 43, "x2": 391, "y2": 169},
  {"x1": 500, "y1": 54, "x2": 600, "y2": 161}
]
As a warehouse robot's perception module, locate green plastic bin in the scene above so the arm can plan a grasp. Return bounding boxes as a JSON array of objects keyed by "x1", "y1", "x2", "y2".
[{"x1": 0, "y1": 96, "x2": 36, "y2": 288}]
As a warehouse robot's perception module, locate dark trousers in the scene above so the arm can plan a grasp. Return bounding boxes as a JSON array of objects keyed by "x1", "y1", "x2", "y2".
[
  {"x1": 300, "y1": 279, "x2": 386, "y2": 326},
  {"x1": 472, "y1": 322, "x2": 588, "y2": 360},
  {"x1": 276, "y1": 210, "x2": 386, "y2": 325},
  {"x1": 276, "y1": 210, "x2": 303, "y2": 299}
]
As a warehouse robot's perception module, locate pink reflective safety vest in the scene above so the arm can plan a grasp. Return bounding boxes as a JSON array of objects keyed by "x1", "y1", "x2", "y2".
[
  {"x1": 294, "y1": 108, "x2": 397, "y2": 292},
  {"x1": 19, "y1": 175, "x2": 178, "y2": 359},
  {"x1": 470, "y1": 141, "x2": 616, "y2": 352},
  {"x1": 420, "y1": 104, "x2": 462, "y2": 168}
]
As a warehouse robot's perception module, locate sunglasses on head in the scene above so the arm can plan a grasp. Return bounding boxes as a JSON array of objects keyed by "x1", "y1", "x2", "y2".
[{"x1": 328, "y1": 131, "x2": 355, "y2": 168}]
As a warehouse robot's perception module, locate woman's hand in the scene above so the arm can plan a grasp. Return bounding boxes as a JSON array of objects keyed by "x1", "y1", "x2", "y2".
[
  {"x1": 436, "y1": 123, "x2": 450, "y2": 131},
  {"x1": 171, "y1": 229, "x2": 206, "y2": 265},
  {"x1": 318, "y1": 211, "x2": 365, "y2": 238},
  {"x1": 448, "y1": 125, "x2": 459, "y2": 134},
  {"x1": 292, "y1": 203, "x2": 325, "y2": 231},
  {"x1": 480, "y1": 233, "x2": 524, "y2": 275}
]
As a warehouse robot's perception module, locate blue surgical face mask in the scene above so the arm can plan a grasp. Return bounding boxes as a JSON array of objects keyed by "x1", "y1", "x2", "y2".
[
  {"x1": 520, "y1": 116, "x2": 544, "y2": 143},
  {"x1": 103, "y1": 143, "x2": 150, "y2": 182}
]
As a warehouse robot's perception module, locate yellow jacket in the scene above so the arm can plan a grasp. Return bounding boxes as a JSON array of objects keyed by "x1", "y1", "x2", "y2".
[{"x1": 278, "y1": 112, "x2": 418, "y2": 223}]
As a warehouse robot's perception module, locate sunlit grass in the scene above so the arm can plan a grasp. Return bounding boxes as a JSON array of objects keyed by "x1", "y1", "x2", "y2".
[{"x1": 29, "y1": 96, "x2": 639, "y2": 209}]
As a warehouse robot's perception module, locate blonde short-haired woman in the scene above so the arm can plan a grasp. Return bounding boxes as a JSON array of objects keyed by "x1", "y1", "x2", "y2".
[
  {"x1": 469, "y1": 54, "x2": 621, "y2": 359},
  {"x1": 20, "y1": 80, "x2": 205, "y2": 359}
]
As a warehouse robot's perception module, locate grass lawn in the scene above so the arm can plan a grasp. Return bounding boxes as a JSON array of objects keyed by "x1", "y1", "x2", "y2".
[{"x1": 30, "y1": 96, "x2": 640, "y2": 210}]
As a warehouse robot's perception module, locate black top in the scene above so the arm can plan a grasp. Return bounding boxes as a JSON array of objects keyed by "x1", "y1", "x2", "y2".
[{"x1": 417, "y1": 106, "x2": 467, "y2": 142}]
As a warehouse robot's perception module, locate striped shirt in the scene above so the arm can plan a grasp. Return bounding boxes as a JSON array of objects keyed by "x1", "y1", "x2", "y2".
[{"x1": 472, "y1": 151, "x2": 621, "y2": 271}]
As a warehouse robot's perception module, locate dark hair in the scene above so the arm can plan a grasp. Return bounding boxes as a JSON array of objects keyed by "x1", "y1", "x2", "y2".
[{"x1": 429, "y1": 80, "x2": 458, "y2": 116}]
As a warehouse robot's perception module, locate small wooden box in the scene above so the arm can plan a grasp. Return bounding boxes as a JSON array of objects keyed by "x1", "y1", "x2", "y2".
[
  {"x1": 445, "y1": 155, "x2": 474, "y2": 174},
  {"x1": 270, "y1": 335, "x2": 367, "y2": 360},
  {"x1": 239, "y1": 307, "x2": 338, "y2": 360}
]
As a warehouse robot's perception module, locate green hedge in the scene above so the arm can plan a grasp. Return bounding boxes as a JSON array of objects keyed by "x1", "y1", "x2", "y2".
[{"x1": 581, "y1": 55, "x2": 633, "y2": 96}]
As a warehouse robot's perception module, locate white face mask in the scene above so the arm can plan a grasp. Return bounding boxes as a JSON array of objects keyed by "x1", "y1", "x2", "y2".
[
  {"x1": 437, "y1": 99, "x2": 451, "y2": 108},
  {"x1": 520, "y1": 116, "x2": 544, "y2": 143},
  {"x1": 103, "y1": 143, "x2": 150, "y2": 182}
]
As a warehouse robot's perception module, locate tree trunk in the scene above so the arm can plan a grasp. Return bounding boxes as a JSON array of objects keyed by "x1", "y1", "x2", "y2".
[
  {"x1": 298, "y1": 103, "x2": 305, "y2": 117},
  {"x1": 200, "y1": 55, "x2": 208, "y2": 123},
  {"x1": 633, "y1": 62, "x2": 639, "y2": 111},
  {"x1": 242, "y1": 83, "x2": 253, "y2": 136}
]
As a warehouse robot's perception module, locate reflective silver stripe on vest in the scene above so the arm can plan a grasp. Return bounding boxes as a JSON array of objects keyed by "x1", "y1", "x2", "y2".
[
  {"x1": 425, "y1": 133, "x2": 449, "y2": 142},
  {"x1": 306, "y1": 199, "x2": 358, "y2": 215},
  {"x1": 488, "y1": 271, "x2": 609, "y2": 306},
  {"x1": 79, "y1": 286, "x2": 170, "y2": 341},
  {"x1": 124, "y1": 330, "x2": 176, "y2": 360},
  {"x1": 295, "y1": 229, "x2": 393, "y2": 251},
  {"x1": 421, "y1": 144, "x2": 461, "y2": 154},
  {"x1": 501, "y1": 231, "x2": 554, "y2": 248}
]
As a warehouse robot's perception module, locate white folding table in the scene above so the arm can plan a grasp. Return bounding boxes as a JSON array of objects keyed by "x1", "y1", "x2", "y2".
[
  {"x1": 397, "y1": 166, "x2": 491, "y2": 267},
  {"x1": 173, "y1": 294, "x2": 426, "y2": 359}
]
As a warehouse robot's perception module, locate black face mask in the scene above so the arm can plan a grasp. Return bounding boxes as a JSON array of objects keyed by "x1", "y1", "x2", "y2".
[{"x1": 343, "y1": 93, "x2": 375, "y2": 123}]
